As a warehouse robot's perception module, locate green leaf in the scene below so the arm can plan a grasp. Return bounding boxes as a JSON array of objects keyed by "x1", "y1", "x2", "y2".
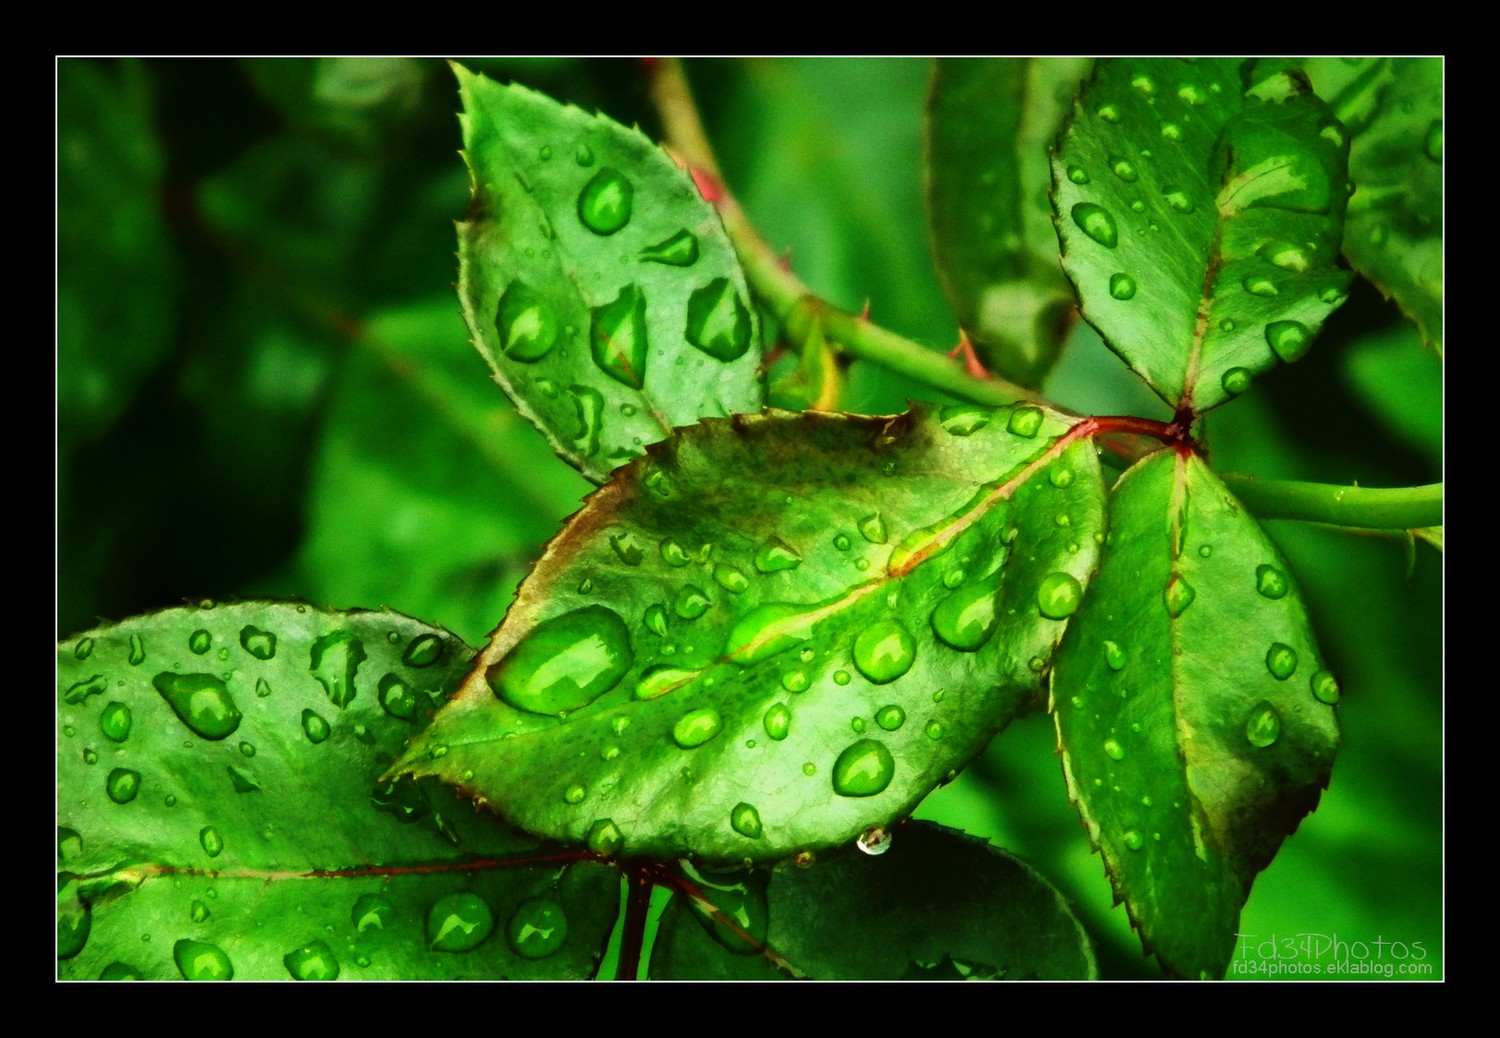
[
  {"x1": 926, "y1": 58, "x2": 1089, "y2": 386},
  {"x1": 650, "y1": 822, "x2": 1095, "y2": 979},
  {"x1": 1339, "y1": 58, "x2": 1443, "y2": 353},
  {"x1": 57, "y1": 602, "x2": 619, "y2": 979},
  {"x1": 1052, "y1": 58, "x2": 1354, "y2": 411},
  {"x1": 395, "y1": 404, "x2": 1106, "y2": 862},
  {"x1": 1050, "y1": 451, "x2": 1340, "y2": 978},
  {"x1": 455, "y1": 63, "x2": 764, "y2": 483}
]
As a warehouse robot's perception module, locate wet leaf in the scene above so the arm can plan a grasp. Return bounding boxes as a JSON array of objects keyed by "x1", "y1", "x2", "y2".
[
  {"x1": 926, "y1": 58, "x2": 1089, "y2": 386},
  {"x1": 1052, "y1": 58, "x2": 1353, "y2": 411},
  {"x1": 650, "y1": 822, "x2": 1095, "y2": 979},
  {"x1": 455, "y1": 64, "x2": 763, "y2": 483},
  {"x1": 56, "y1": 602, "x2": 618, "y2": 979},
  {"x1": 1050, "y1": 451, "x2": 1340, "y2": 978},
  {"x1": 395, "y1": 404, "x2": 1105, "y2": 862}
]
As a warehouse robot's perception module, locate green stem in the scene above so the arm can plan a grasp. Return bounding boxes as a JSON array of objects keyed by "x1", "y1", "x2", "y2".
[{"x1": 1219, "y1": 475, "x2": 1443, "y2": 530}]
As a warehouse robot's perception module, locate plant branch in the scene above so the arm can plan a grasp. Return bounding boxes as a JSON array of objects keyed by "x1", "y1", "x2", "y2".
[
  {"x1": 648, "y1": 58, "x2": 1043, "y2": 410},
  {"x1": 1219, "y1": 475, "x2": 1443, "y2": 530}
]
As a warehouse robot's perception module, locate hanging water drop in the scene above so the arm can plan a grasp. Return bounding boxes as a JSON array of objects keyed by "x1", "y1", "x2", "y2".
[
  {"x1": 587, "y1": 819, "x2": 624, "y2": 856},
  {"x1": 856, "y1": 826, "x2": 892, "y2": 856},
  {"x1": 486, "y1": 606, "x2": 634, "y2": 715}
]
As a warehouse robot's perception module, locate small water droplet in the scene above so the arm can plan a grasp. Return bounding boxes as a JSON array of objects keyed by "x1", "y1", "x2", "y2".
[
  {"x1": 1221, "y1": 367, "x2": 1252, "y2": 395},
  {"x1": 283, "y1": 939, "x2": 340, "y2": 981},
  {"x1": 1177, "y1": 82, "x2": 1205, "y2": 106},
  {"x1": 587, "y1": 818, "x2": 624, "y2": 855},
  {"x1": 237, "y1": 740, "x2": 256, "y2": 759},
  {"x1": 1036, "y1": 572, "x2": 1083, "y2": 619},
  {"x1": 1266, "y1": 642, "x2": 1299, "y2": 680},
  {"x1": 1103, "y1": 738, "x2": 1125, "y2": 761},
  {"x1": 300, "y1": 709, "x2": 330, "y2": 744},
  {"x1": 378, "y1": 674, "x2": 419, "y2": 721},
  {"x1": 1246, "y1": 701, "x2": 1282, "y2": 747},
  {"x1": 427, "y1": 892, "x2": 495, "y2": 952},
  {"x1": 938, "y1": 404, "x2": 991, "y2": 436},
  {"x1": 833, "y1": 669, "x2": 851, "y2": 686},
  {"x1": 1097, "y1": 104, "x2": 1121, "y2": 123},
  {"x1": 1104, "y1": 640, "x2": 1127, "y2": 671},
  {"x1": 673, "y1": 707, "x2": 722, "y2": 748},
  {"x1": 1007, "y1": 405, "x2": 1044, "y2": 438},
  {"x1": 853, "y1": 620, "x2": 916, "y2": 683},
  {"x1": 189, "y1": 630, "x2": 212, "y2": 655},
  {"x1": 856, "y1": 826, "x2": 892, "y2": 856},
  {"x1": 1109, "y1": 155, "x2": 1139, "y2": 182},
  {"x1": 802, "y1": 762, "x2": 817, "y2": 776},
  {"x1": 1131, "y1": 73, "x2": 1156, "y2": 95},
  {"x1": 660, "y1": 539, "x2": 690, "y2": 567},
  {"x1": 487, "y1": 606, "x2": 633, "y2": 715},
  {"x1": 1160, "y1": 121, "x2": 1183, "y2": 140},
  {"x1": 1066, "y1": 165, "x2": 1090, "y2": 184},
  {"x1": 403, "y1": 634, "x2": 444, "y2": 668},
  {"x1": 189, "y1": 899, "x2": 210, "y2": 923},
  {"x1": 832, "y1": 533, "x2": 852, "y2": 551},
  {"x1": 74, "y1": 636, "x2": 94, "y2": 660},
  {"x1": 832, "y1": 739, "x2": 895, "y2": 797},
  {"x1": 1310, "y1": 669, "x2": 1341, "y2": 705},
  {"x1": 1109, "y1": 273, "x2": 1137, "y2": 300},
  {"x1": 875, "y1": 704, "x2": 906, "y2": 731},
  {"x1": 754, "y1": 537, "x2": 802, "y2": 573},
  {"x1": 199, "y1": 826, "x2": 224, "y2": 857},
  {"x1": 164, "y1": 794, "x2": 176, "y2": 807},
  {"x1": 1162, "y1": 186, "x2": 1195, "y2": 214},
  {"x1": 729, "y1": 802, "x2": 763, "y2": 840},
  {"x1": 763, "y1": 702, "x2": 791, "y2": 741},
  {"x1": 850, "y1": 716, "x2": 867, "y2": 733},
  {"x1": 1424, "y1": 119, "x2": 1442, "y2": 163},
  {"x1": 590, "y1": 284, "x2": 649, "y2": 388},
  {"x1": 1266, "y1": 320, "x2": 1312, "y2": 363},
  {"x1": 930, "y1": 583, "x2": 997, "y2": 651},
  {"x1": 1254, "y1": 562, "x2": 1290, "y2": 599},
  {"x1": 713, "y1": 563, "x2": 749, "y2": 594},
  {"x1": 174, "y1": 938, "x2": 233, "y2": 980},
  {"x1": 1257, "y1": 240, "x2": 1310, "y2": 272},
  {"x1": 577, "y1": 167, "x2": 633, "y2": 235},
  {"x1": 127, "y1": 634, "x2": 146, "y2": 665},
  {"x1": 781, "y1": 670, "x2": 809, "y2": 693},
  {"x1": 640, "y1": 228, "x2": 700, "y2": 266},
  {"x1": 1164, "y1": 574, "x2": 1196, "y2": 617},
  {"x1": 643, "y1": 604, "x2": 669, "y2": 638},
  {"x1": 564, "y1": 783, "x2": 587, "y2": 805},
  {"x1": 1122, "y1": 830, "x2": 1145, "y2": 851},
  {"x1": 1071, "y1": 202, "x2": 1119, "y2": 248},
  {"x1": 236, "y1": 625, "x2": 276, "y2": 661},
  {"x1": 83, "y1": 747, "x2": 99, "y2": 765},
  {"x1": 610, "y1": 531, "x2": 645, "y2": 566},
  {"x1": 99, "y1": 701, "x2": 132, "y2": 743},
  {"x1": 685, "y1": 278, "x2": 752, "y2": 361},
  {"x1": 634, "y1": 664, "x2": 696, "y2": 700},
  {"x1": 857, "y1": 512, "x2": 889, "y2": 545},
  {"x1": 673, "y1": 585, "x2": 711, "y2": 620},
  {"x1": 925, "y1": 720, "x2": 944, "y2": 741}
]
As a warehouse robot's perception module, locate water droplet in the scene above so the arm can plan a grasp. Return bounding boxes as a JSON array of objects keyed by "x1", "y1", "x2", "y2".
[
  {"x1": 57, "y1": 873, "x2": 91, "y2": 959},
  {"x1": 856, "y1": 827, "x2": 892, "y2": 856},
  {"x1": 1122, "y1": 830, "x2": 1144, "y2": 851},
  {"x1": 577, "y1": 167, "x2": 633, "y2": 235},
  {"x1": 1103, "y1": 738, "x2": 1125, "y2": 761},
  {"x1": 378, "y1": 674, "x2": 419, "y2": 721},
  {"x1": 174, "y1": 938, "x2": 233, "y2": 980},
  {"x1": 199, "y1": 826, "x2": 223, "y2": 857},
  {"x1": 832, "y1": 739, "x2": 895, "y2": 797},
  {"x1": 188, "y1": 898, "x2": 210, "y2": 923},
  {"x1": 188, "y1": 630, "x2": 212, "y2": 655},
  {"x1": 491, "y1": 280, "x2": 563, "y2": 363},
  {"x1": 590, "y1": 284, "x2": 649, "y2": 388},
  {"x1": 1266, "y1": 320, "x2": 1312, "y2": 363},
  {"x1": 127, "y1": 634, "x2": 146, "y2": 666},
  {"x1": 1036, "y1": 572, "x2": 1083, "y2": 619},
  {"x1": 1097, "y1": 104, "x2": 1121, "y2": 123},
  {"x1": 164, "y1": 794, "x2": 176, "y2": 807},
  {"x1": 1319, "y1": 286, "x2": 1347, "y2": 305},
  {"x1": 1368, "y1": 223, "x2": 1389, "y2": 247},
  {"x1": 427, "y1": 892, "x2": 495, "y2": 952},
  {"x1": 352, "y1": 893, "x2": 395, "y2": 932},
  {"x1": 833, "y1": 669, "x2": 851, "y2": 686},
  {"x1": 73, "y1": 636, "x2": 94, "y2": 660},
  {"x1": 235, "y1": 739, "x2": 255, "y2": 759},
  {"x1": 502, "y1": 897, "x2": 568, "y2": 959},
  {"x1": 761, "y1": 702, "x2": 792, "y2": 741},
  {"x1": 1164, "y1": 574, "x2": 1196, "y2": 617},
  {"x1": 563, "y1": 783, "x2": 587, "y2": 805},
  {"x1": 781, "y1": 670, "x2": 809, "y2": 693},
  {"x1": 729, "y1": 802, "x2": 763, "y2": 840},
  {"x1": 587, "y1": 819, "x2": 624, "y2": 855},
  {"x1": 639, "y1": 228, "x2": 700, "y2": 267},
  {"x1": 660, "y1": 539, "x2": 690, "y2": 567},
  {"x1": 833, "y1": 533, "x2": 852, "y2": 551},
  {"x1": 713, "y1": 563, "x2": 749, "y2": 594},
  {"x1": 1071, "y1": 202, "x2": 1119, "y2": 248},
  {"x1": 1066, "y1": 165, "x2": 1090, "y2": 184},
  {"x1": 1246, "y1": 701, "x2": 1282, "y2": 747},
  {"x1": 644, "y1": 604, "x2": 669, "y2": 637},
  {"x1": 152, "y1": 672, "x2": 242, "y2": 740},
  {"x1": 925, "y1": 720, "x2": 944, "y2": 740},
  {"x1": 574, "y1": 142, "x2": 595, "y2": 166},
  {"x1": 1109, "y1": 273, "x2": 1137, "y2": 300},
  {"x1": 853, "y1": 620, "x2": 916, "y2": 684},
  {"x1": 1198, "y1": 545, "x2": 1212, "y2": 558},
  {"x1": 403, "y1": 634, "x2": 444, "y2": 668},
  {"x1": 673, "y1": 585, "x2": 711, "y2": 620},
  {"x1": 97, "y1": 701, "x2": 132, "y2": 743},
  {"x1": 1424, "y1": 119, "x2": 1442, "y2": 163},
  {"x1": 1310, "y1": 670, "x2": 1341, "y2": 705},
  {"x1": 608, "y1": 531, "x2": 645, "y2": 567},
  {"x1": 1257, "y1": 240, "x2": 1310, "y2": 272},
  {"x1": 1160, "y1": 121, "x2": 1182, "y2": 140},
  {"x1": 852, "y1": 513, "x2": 889, "y2": 547},
  {"x1": 1177, "y1": 82, "x2": 1205, "y2": 106},
  {"x1": 487, "y1": 606, "x2": 633, "y2": 716},
  {"x1": 82, "y1": 747, "x2": 99, "y2": 765},
  {"x1": 930, "y1": 583, "x2": 997, "y2": 651},
  {"x1": 309, "y1": 630, "x2": 367, "y2": 709},
  {"x1": 685, "y1": 278, "x2": 752, "y2": 361},
  {"x1": 1103, "y1": 640, "x2": 1127, "y2": 671},
  {"x1": 283, "y1": 940, "x2": 340, "y2": 981},
  {"x1": 1131, "y1": 74, "x2": 1156, "y2": 95},
  {"x1": 1266, "y1": 642, "x2": 1298, "y2": 680},
  {"x1": 1221, "y1": 367, "x2": 1252, "y2": 395},
  {"x1": 235, "y1": 625, "x2": 276, "y2": 662},
  {"x1": 634, "y1": 664, "x2": 696, "y2": 701},
  {"x1": 850, "y1": 716, "x2": 866, "y2": 733},
  {"x1": 97, "y1": 961, "x2": 142, "y2": 979},
  {"x1": 754, "y1": 538, "x2": 802, "y2": 573},
  {"x1": 300, "y1": 709, "x2": 330, "y2": 744},
  {"x1": 875, "y1": 704, "x2": 906, "y2": 731},
  {"x1": 1162, "y1": 186, "x2": 1195, "y2": 214},
  {"x1": 63, "y1": 674, "x2": 107, "y2": 705},
  {"x1": 1007, "y1": 405, "x2": 1044, "y2": 438},
  {"x1": 1109, "y1": 155, "x2": 1139, "y2": 182},
  {"x1": 673, "y1": 708, "x2": 722, "y2": 749},
  {"x1": 938, "y1": 404, "x2": 991, "y2": 436}
]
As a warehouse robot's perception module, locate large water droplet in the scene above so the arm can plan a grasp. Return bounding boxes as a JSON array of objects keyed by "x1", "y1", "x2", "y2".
[
  {"x1": 189, "y1": 629, "x2": 212, "y2": 655},
  {"x1": 284, "y1": 940, "x2": 340, "y2": 980},
  {"x1": 301, "y1": 709, "x2": 330, "y2": 744},
  {"x1": 1266, "y1": 320, "x2": 1312, "y2": 363},
  {"x1": 853, "y1": 621, "x2": 916, "y2": 684},
  {"x1": 378, "y1": 674, "x2": 420, "y2": 721},
  {"x1": 673, "y1": 707, "x2": 722, "y2": 748},
  {"x1": 1310, "y1": 669, "x2": 1341, "y2": 705},
  {"x1": 673, "y1": 585, "x2": 711, "y2": 620},
  {"x1": 1164, "y1": 574, "x2": 1196, "y2": 618},
  {"x1": 1246, "y1": 701, "x2": 1282, "y2": 748},
  {"x1": 199, "y1": 826, "x2": 224, "y2": 857},
  {"x1": 634, "y1": 664, "x2": 697, "y2": 700},
  {"x1": 610, "y1": 531, "x2": 645, "y2": 566},
  {"x1": 99, "y1": 701, "x2": 132, "y2": 743},
  {"x1": 1257, "y1": 240, "x2": 1310, "y2": 272},
  {"x1": 1265, "y1": 642, "x2": 1299, "y2": 680},
  {"x1": 427, "y1": 892, "x2": 495, "y2": 952},
  {"x1": 1071, "y1": 202, "x2": 1119, "y2": 248},
  {"x1": 1036, "y1": 572, "x2": 1083, "y2": 619},
  {"x1": 832, "y1": 739, "x2": 895, "y2": 797},
  {"x1": 875, "y1": 704, "x2": 906, "y2": 731},
  {"x1": 763, "y1": 702, "x2": 791, "y2": 741},
  {"x1": 590, "y1": 284, "x2": 649, "y2": 388},
  {"x1": 174, "y1": 939, "x2": 233, "y2": 980},
  {"x1": 1221, "y1": 367, "x2": 1252, "y2": 395},
  {"x1": 1109, "y1": 155, "x2": 1139, "y2": 182},
  {"x1": 488, "y1": 606, "x2": 633, "y2": 715},
  {"x1": 713, "y1": 563, "x2": 749, "y2": 594},
  {"x1": 1255, "y1": 563, "x2": 1289, "y2": 599},
  {"x1": 587, "y1": 819, "x2": 624, "y2": 856},
  {"x1": 1109, "y1": 273, "x2": 1137, "y2": 300},
  {"x1": 153, "y1": 672, "x2": 242, "y2": 739},
  {"x1": 309, "y1": 630, "x2": 367, "y2": 709},
  {"x1": 506, "y1": 897, "x2": 568, "y2": 959},
  {"x1": 685, "y1": 278, "x2": 752, "y2": 361},
  {"x1": 754, "y1": 537, "x2": 802, "y2": 573},
  {"x1": 640, "y1": 229, "x2": 699, "y2": 266},
  {"x1": 730, "y1": 802, "x2": 763, "y2": 839},
  {"x1": 403, "y1": 634, "x2": 445, "y2": 668},
  {"x1": 238, "y1": 625, "x2": 276, "y2": 661},
  {"x1": 352, "y1": 893, "x2": 395, "y2": 932},
  {"x1": 577, "y1": 167, "x2": 633, "y2": 235},
  {"x1": 930, "y1": 584, "x2": 997, "y2": 651},
  {"x1": 1007, "y1": 405, "x2": 1044, "y2": 438}
]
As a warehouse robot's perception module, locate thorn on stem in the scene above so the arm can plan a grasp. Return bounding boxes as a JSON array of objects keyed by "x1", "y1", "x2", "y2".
[
  {"x1": 689, "y1": 166, "x2": 725, "y2": 204},
  {"x1": 946, "y1": 329, "x2": 993, "y2": 381}
]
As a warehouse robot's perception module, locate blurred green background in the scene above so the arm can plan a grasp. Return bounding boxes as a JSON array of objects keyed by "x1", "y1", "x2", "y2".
[{"x1": 57, "y1": 57, "x2": 1441, "y2": 979}]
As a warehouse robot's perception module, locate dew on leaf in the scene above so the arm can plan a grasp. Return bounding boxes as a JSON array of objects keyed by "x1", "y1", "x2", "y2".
[
  {"x1": 301, "y1": 709, "x2": 330, "y2": 744},
  {"x1": 590, "y1": 284, "x2": 649, "y2": 388},
  {"x1": 931, "y1": 584, "x2": 997, "y2": 651},
  {"x1": 781, "y1": 670, "x2": 809, "y2": 693},
  {"x1": 427, "y1": 892, "x2": 495, "y2": 952},
  {"x1": 833, "y1": 669, "x2": 851, "y2": 686},
  {"x1": 1131, "y1": 74, "x2": 1156, "y2": 95},
  {"x1": 640, "y1": 228, "x2": 700, "y2": 266},
  {"x1": 1255, "y1": 563, "x2": 1289, "y2": 599},
  {"x1": 925, "y1": 721, "x2": 944, "y2": 740},
  {"x1": 352, "y1": 893, "x2": 395, "y2": 932},
  {"x1": 58, "y1": 874, "x2": 91, "y2": 959},
  {"x1": 660, "y1": 539, "x2": 690, "y2": 567},
  {"x1": 189, "y1": 629, "x2": 212, "y2": 655},
  {"x1": 104, "y1": 767, "x2": 140, "y2": 804},
  {"x1": 487, "y1": 606, "x2": 633, "y2": 715},
  {"x1": 1007, "y1": 405, "x2": 1044, "y2": 438},
  {"x1": 128, "y1": 634, "x2": 146, "y2": 666},
  {"x1": 851, "y1": 716, "x2": 866, "y2": 733},
  {"x1": 832, "y1": 739, "x2": 895, "y2": 797},
  {"x1": 284, "y1": 940, "x2": 340, "y2": 981},
  {"x1": 493, "y1": 281, "x2": 562, "y2": 363},
  {"x1": 853, "y1": 621, "x2": 916, "y2": 683},
  {"x1": 99, "y1": 701, "x2": 132, "y2": 743},
  {"x1": 1109, "y1": 273, "x2": 1137, "y2": 300},
  {"x1": 875, "y1": 705, "x2": 906, "y2": 731},
  {"x1": 1222, "y1": 367, "x2": 1252, "y2": 395},
  {"x1": 713, "y1": 563, "x2": 749, "y2": 594},
  {"x1": 403, "y1": 633, "x2": 445, "y2": 668},
  {"x1": 730, "y1": 802, "x2": 764, "y2": 840},
  {"x1": 190, "y1": 899, "x2": 210, "y2": 923},
  {"x1": 673, "y1": 585, "x2": 711, "y2": 620},
  {"x1": 634, "y1": 664, "x2": 696, "y2": 701},
  {"x1": 1103, "y1": 738, "x2": 1125, "y2": 761},
  {"x1": 64, "y1": 674, "x2": 108, "y2": 705},
  {"x1": 763, "y1": 702, "x2": 791, "y2": 741},
  {"x1": 833, "y1": 533, "x2": 852, "y2": 551},
  {"x1": 587, "y1": 818, "x2": 624, "y2": 856},
  {"x1": 309, "y1": 630, "x2": 367, "y2": 709},
  {"x1": 98, "y1": 962, "x2": 142, "y2": 980},
  {"x1": 610, "y1": 531, "x2": 645, "y2": 566},
  {"x1": 754, "y1": 538, "x2": 802, "y2": 573},
  {"x1": 1164, "y1": 574, "x2": 1196, "y2": 617},
  {"x1": 83, "y1": 747, "x2": 99, "y2": 765},
  {"x1": 685, "y1": 278, "x2": 752, "y2": 361},
  {"x1": 644, "y1": 604, "x2": 669, "y2": 637},
  {"x1": 938, "y1": 404, "x2": 990, "y2": 436},
  {"x1": 1160, "y1": 121, "x2": 1182, "y2": 140},
  {"x1": 1243, "y1": 275, "x2": 1278, "y2": 297},
  {"x1": 1066, "y1": 165, "x2": 1090, "y2": 184},
  {"x1": 1097, "y1": 104, "x2": 1121, "y2": 123},
  {"x1": 1122, "y1": 830, "x2": 1145, "y2": 851},
  {"x1": 856, "y1": 826, "x2": 892, "y2": 856},
  {"x1": 199, "y1": 826, "x2": 223, "y2": 857},
  {"x1": 1424, "y1": 119, "x2": 1442, "y2": 163},
  {"x1": 1036, "y1": 572, "x2": 1083, "y2": 619},
  {"x1": 1104, "y1": 640, "x2": 1126, "y2": 671},
  {"x1": 74, "y1": 636, "x2": 94, "y2": 660},
  {"x1": 673, "y1": 708, "x2": 722, "y2": 748},
  {"x1": 174, "y1": 939, "x2": 233, "y2": 980},
  {"x1": 506, "y1": 898, "x2": 568, "y2": 959},
  {"x1": 1070, "y1": 202, "x2": 1119, "y2": 248},
  {"x1": 1108, "y1": 156, "x2": 1138, "y2": 182},
  {"x1": 1310, "y1": 669, "x2": 1341, "y2": 705},
  {"x1": 378, "y1": 674, "x2": 419, "y2": 721},
  {"x1": 1162, "y1": 186, "x2": 1195, "y2": 214},
  {"x1": 1266, "y1": 642, "x2": 1299, "y2": 680},
  {"x1": 1266, "y1": 320, "x2": 1312, "y2": 363},
  {"x1": 1246, "y1": 701, "x2": 1282, "y2": 748},
  {"x1": 577, "y1": 167, "x2": 633, "y2": 235},
  {"x1": 858, "y1": 512, "x2": 889, "y2": 545},
  {"x1": 564, "y1": 783, "x2": 587, "y2": 805}
]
